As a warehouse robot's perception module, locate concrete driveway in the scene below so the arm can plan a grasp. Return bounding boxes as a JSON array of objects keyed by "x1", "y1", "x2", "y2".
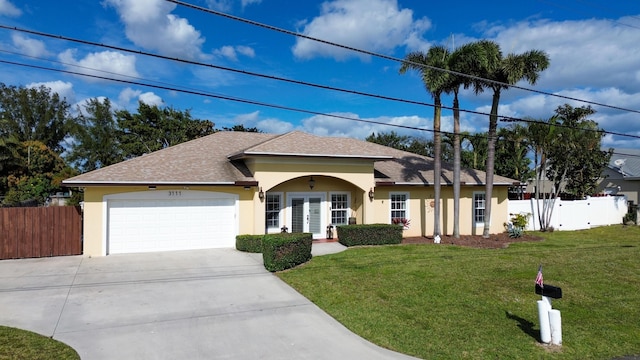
[{"x1": 0, "y1": 246, "x2": 418, "y2": 359}]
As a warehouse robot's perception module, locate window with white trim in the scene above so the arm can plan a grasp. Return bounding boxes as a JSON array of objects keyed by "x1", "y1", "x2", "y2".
[
  {"x1": 473, "y1": 192, "x2": 486, "y2": 224},
  {"x1": 330, "y1": 193, "x2": 349, "y2": 225},
  {"x1": 265, "y1": 193, "x2": 282, "y2": 230},
  {"x1": 390, "y1": 192, "x2": 409, "y2": 223}
]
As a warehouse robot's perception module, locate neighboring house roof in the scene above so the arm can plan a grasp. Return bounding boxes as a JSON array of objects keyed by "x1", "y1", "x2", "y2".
[
  {"x1": 609, "y1": 149, "x2": 640, "y2": 178},
  {"x1": 63, "y1": 131, "x2": 517, "y2": 187}
]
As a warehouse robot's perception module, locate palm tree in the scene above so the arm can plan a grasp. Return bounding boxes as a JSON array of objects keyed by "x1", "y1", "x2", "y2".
[
  {"x1": 445, "y1": 40, "x2": 493, "y2": 238},
  {"x1": 399, "y1": 46, "x2": 450, "y2": 239},
  {"x1": 472, "y1": 41, "x2": 550, "y2": 237}
]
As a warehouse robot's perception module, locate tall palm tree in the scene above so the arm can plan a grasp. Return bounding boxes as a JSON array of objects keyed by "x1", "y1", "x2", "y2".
[
  {"x1": 472, "y1": 41, "x2": 550, "y2": 237},
  {"x1": 400, "y1": 46, "x2": 450, "y2": 239},
  {"x1": 445, "y1": 40, "x2": 492, "y2": 238}
]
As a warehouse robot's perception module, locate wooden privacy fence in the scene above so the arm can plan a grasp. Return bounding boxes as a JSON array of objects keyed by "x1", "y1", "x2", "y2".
[{"x1": 0, "y1": 206, "x2": 82, "y2": 260}]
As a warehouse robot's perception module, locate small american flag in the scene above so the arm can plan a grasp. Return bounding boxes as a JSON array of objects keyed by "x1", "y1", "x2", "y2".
[{"x1": 535, "y1": 265, "x2": 544, "y2": 288}]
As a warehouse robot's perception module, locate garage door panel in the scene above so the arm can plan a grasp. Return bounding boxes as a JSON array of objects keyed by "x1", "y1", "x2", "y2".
[{"x1": 107, "y1": 193, "x2": 237, "y2": 254}]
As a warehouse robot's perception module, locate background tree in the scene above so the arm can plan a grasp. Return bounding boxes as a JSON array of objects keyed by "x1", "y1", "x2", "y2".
[
  {"x1": 0, "y1": 135, "x2": 23, "y2": 195},
  {"x1": 67, "y1": 98, "x2": 124, "y2": 172},
  {"x1": 116, "y1": 102, "x2": 215, "y2": 159},
  {"x1": 222, "y1": 124, "x2": 262, "y2": 132},
  {"x1": 528, "y1": 104, "x2": 611, "y2": 230},
  {"x1": 400, "y1": 46, "x2": 451, "y2": 238},
  {"x1": 546, "y1": 105, "x2": 612, "y2": 199},
  {"x1": 495, "y1": 124, "x2": 533, "y2": 182},
  {"x1": 0, "y1": 83, "x2": 72, "y2": 153},
  {"x1": 2, "y1": 140, "x2": 75, "y2": 205}
]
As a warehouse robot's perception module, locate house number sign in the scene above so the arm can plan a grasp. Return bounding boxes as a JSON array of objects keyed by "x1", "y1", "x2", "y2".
[{"x1": 168, "y1": 191, "x2": 182, "y2": 197}]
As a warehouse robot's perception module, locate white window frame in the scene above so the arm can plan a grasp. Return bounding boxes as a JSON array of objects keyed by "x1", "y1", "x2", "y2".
[
  {"x1": 329, "y1": 192, "x2": 351, "y2": 226},
  {"x1": 473, "y1": 191, "x2": 486, "y2": 225},
  {"x1": 265, "y1": 192, "x2": 283, "y2": 233},
  {"x1": 389, "y1": 192, "x2": 410, "y2": 225}
]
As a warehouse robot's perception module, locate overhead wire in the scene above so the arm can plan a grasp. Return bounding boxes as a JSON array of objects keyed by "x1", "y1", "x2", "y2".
[
  {"x1": 1, "y1": 25, "x2": 639, "y2": 142},
  {"x1": 166, "y1": 0, "x2": 640, "y2": 115}
]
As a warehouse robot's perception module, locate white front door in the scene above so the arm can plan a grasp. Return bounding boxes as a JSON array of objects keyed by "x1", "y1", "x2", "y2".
[{"x1": 287, "y1": 193, "x2": 326, "y2": 239}]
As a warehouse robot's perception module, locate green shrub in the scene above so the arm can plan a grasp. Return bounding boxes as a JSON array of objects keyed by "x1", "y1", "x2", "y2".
[
  {"x1": 262, "y1": 233, "x2": 312, "y2": 272},
  {"x1": 337, "y1": 224, "x2": 403, "y2": 247},
  {"x1": 236, "y1": 234, "x2": 263, "y2": 253}
]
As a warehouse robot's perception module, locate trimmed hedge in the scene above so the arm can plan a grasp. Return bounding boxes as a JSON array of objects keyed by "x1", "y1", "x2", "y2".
[
  {"x1": 236, "y1": 234, "x2": 263, "y2": 253},
  {"x1": 262, "y1": 233, "x2": 312, "y2": 272},
  {"x1": 337, "y1": 224, "x2": 403, "y2": 247}
]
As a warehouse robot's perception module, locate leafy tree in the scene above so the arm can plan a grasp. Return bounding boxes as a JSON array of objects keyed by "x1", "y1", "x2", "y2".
[
  {"x1": 462, "y1": 132, "x2": 488, "y2": 171},
  {"x1": 0, "y1": 83, "x2": 72, "y2": 153},
  {"x1": 67, "y1": 98, "x2": 124, "y2": 172},
  {"x1": 222, "y1": 124, "x2": 262, "y2": 132},
  {"x1": 0, "y1": 135, "x2": 23, "y2": 191},
  {"x1": 366, "y1": 131, "x2": 412, "y2": 150},
  {"x1": 400, "y1": 46, "x2": 451, "y2": 238},
  {"x1": 116, "y1": 102, "x2": 215, "y2": 159},
  {"x1": 366, "y1": 131, "x2": 433, "y2": 156},
  {"x1": 495, "y1": 124, "x2": 533, "y2": 182},
  {"x1": 528, "y1": 105, "x2": 611, "y2": 231},
  {"x1": 2, "y1": 140, "x2": 75, "y2": 205},
  {"x1": 467, "y1": 41, "x2": 550, "y2": 237}
]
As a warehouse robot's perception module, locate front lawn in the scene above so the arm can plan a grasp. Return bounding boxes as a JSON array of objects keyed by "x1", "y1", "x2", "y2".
[
  {"x1": 278, "y1": 225, "x2": 640, "y2": 359},
  {"x1": 0, "y1": 326, "x2": 79, "y2": 360}
]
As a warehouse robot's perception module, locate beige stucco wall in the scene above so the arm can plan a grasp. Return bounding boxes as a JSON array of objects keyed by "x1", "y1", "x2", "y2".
[
  {"x1": 81, "y1": 158, "x2": 511, "y2": 256},
  {"x1": 82, "y1": 185, "x2": 256, "y2": 257},
  {"x1": 371, "y1": 185, "x2": 510, "y2": 237},
  {"x1": 249, "y1": 157, "x2": 377, "y2": 234}
]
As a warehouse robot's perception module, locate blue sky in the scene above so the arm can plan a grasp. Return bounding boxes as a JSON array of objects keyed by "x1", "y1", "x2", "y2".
[{"x1": 1, "y1": 0, "x2": 640, "y2": 148}]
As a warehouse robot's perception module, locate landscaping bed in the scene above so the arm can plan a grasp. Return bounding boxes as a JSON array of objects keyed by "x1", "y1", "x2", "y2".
[{"x1": 402, "y1": 233, "x2": 543, "y2": 248}]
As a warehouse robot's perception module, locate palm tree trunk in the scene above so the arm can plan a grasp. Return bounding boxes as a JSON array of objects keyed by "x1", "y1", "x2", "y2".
[
  {"x1": 483, "y1": 89, "x2": 500, "y2": 238},
  {"x1": 453, "y1": 92, "x2": 460, "y2": 238},
  {"x1": 433, "y1": 96, "x2": 442, "y2": 237}
]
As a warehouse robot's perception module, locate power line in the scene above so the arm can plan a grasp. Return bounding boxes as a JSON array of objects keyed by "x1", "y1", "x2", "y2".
[
  {"x1": 2, "y1": 24, "x2": 639, "y2": 142},
  {"x1": 4, "y1": 55, "x2": 640, "y2": 143},
  {"x1": 0, "y1": 59, "x2": 439, "y2": 135},
  {"x1": 166, "y1": 0, "x2": 640, "y2": 115}
]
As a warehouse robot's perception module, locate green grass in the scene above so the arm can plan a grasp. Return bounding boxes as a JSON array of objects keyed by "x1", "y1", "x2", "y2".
[
  {"x1": 278, "y1": 225, "x2": 640, "y2": 359},
  {"x1": 0, "y1": 326, "x2": 79, "y2": 360}
]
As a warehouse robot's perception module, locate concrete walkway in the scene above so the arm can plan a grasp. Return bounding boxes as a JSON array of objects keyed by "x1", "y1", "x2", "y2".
[{"x1": 0, "y1": 244, "x2": 418, "y2": 359}]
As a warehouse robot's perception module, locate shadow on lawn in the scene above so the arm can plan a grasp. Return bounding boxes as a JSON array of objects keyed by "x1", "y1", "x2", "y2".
[{"x1": 505, "y1": 311, "x2": 540, "y2": 342}]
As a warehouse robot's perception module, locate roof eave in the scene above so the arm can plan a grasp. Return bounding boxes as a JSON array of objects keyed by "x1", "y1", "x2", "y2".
[
  {"x1": 229, "y1": 152, "x2": 393, "y2": 161},
  {"x1": 61, "y1": 180, "x2": 244, "y2": 187}
]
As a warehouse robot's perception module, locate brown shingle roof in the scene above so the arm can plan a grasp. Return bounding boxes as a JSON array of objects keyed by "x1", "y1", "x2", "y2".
[{"x1": 63, "y1": 131, "x2": 517, "y2": 187}]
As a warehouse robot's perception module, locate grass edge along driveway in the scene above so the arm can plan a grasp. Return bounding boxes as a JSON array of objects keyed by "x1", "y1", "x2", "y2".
[
  {"x1": 278, "y1": 226, "x2": 640, "y2": 359},
  {"x1": 0, "y1": 326, "x2": 79, "y2": 360}
]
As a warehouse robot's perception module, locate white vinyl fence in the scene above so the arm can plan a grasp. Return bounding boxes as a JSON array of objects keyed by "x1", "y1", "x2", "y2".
[{"x1": 508, "y1": 195, "x2": 628, "y2": 231}]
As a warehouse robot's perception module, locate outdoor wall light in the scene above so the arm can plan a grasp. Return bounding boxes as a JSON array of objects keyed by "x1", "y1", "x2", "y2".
[
  {"x1": 258, "y1": 187, "x2": 265, "y2": 201},
  {"x1": 368, "y1": 188, "x2": 375, "y2": 201},
  {"x1": 308, "y1": 176, "x2": 315, "y2": 190}
]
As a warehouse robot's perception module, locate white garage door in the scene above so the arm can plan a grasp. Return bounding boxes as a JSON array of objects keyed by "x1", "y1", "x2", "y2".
[{"x1": 106, "y1": 191, "x2": 238, "y2": 254}]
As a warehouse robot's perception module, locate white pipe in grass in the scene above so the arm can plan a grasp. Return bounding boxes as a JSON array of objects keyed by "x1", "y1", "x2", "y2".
[
  {"x1": 537, "y1": 299, "x2": 552, "y2": 343},
  {"x1": 549, "y1": 309, "x2": 562, "y2": 345}
]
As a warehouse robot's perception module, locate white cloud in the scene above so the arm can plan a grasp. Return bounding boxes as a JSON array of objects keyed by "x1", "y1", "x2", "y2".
[
  {"x1": 118, "y1": 87, "x2": 163, "y2": 107},
  {"x1": 58, "y1": 49, "x2": 140, "y2": 81},
  {"x1": 26, "y1": 81, "x2": 75, "y2": 103},
  {"x1": 301, "y1": 112, "x2": 430, "y2": 139},
  {"x1": 213, "y1": 45, "x2": 256, "y2": 61},
  {"x1": 0, "y1": 0, "x2": 21, "y2": 17},
  {"x1": 292, "y1": 0, "x2": 431, "y2": 61},
  {"x1": 241, "y1": 0, "x2": 261, "y2": 7},
  {"x1": 139, "y1": 92, "x2": 163, "y2": 106},
  {"x1": 207, "y1": 0, "x2": 261, "y2": 12},
  {"x1": 118, "y1": 87, "x2": 141, "y2": 105},
  {"x1": 11, "y1": 33, "x2": 50, "y2": 57},
  {"x1": 104, "y1": 0, "x2": 206, "y2": 60}
]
